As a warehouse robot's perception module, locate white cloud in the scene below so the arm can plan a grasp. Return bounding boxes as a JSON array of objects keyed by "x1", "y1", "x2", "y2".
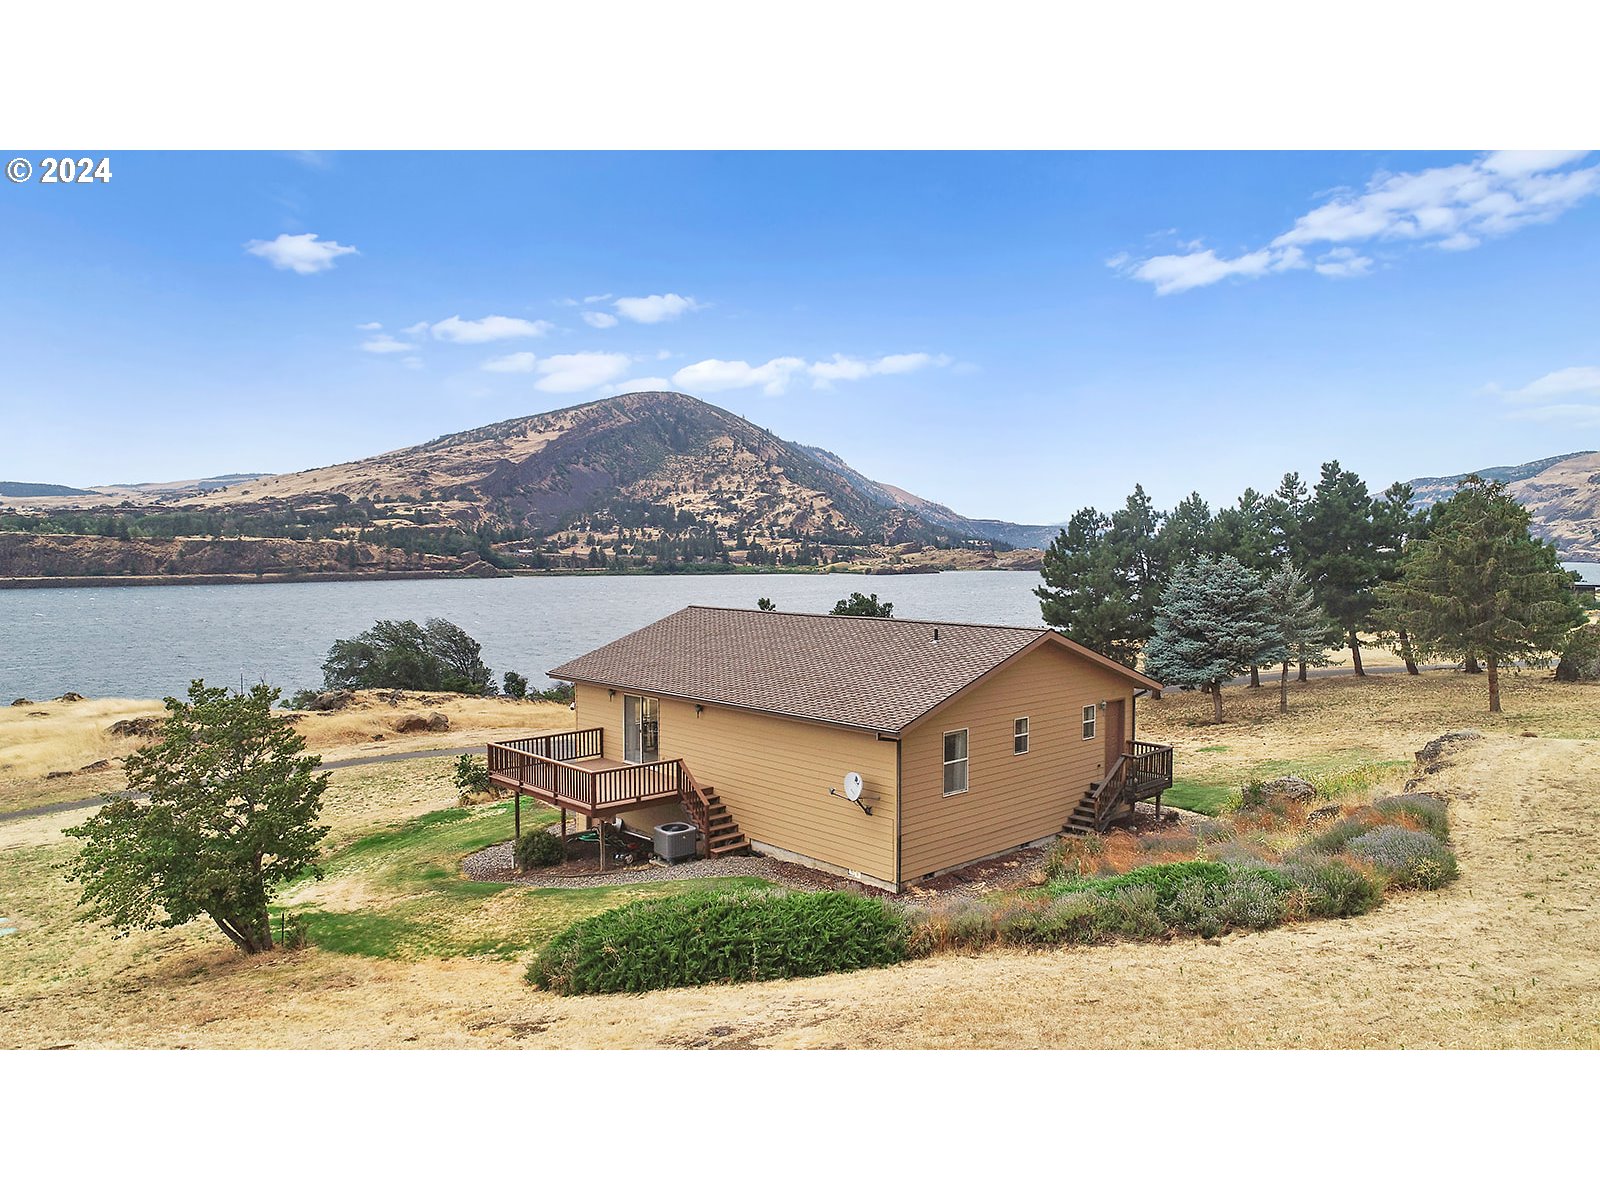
[
  {"x1": 1313, "y1": 247, "x2": 1374, "y2": 278},
  {"x1": 614, "y1": 293, "x2": 703, "y2": 323},
  {"x1": 582, "y1": 310, "x2": 619, "y2": 328},
  {"x1": 613, "y1": 376, "x2": 672, "y2": 393},
  {"x1": 584, "y1": 293, "x2": 613, "y2": 305},
  {"x1": 1495, "y1": 365, "x2": 1600, "y2": 427},
  {"x1": 361, "y1": 334, "x2": 416, "y2": 355},
  {"x1": 356, "y1": 321, "x2": 383, "y2": 331},
  {"x1": 808, "y1": 352, "x2": 952, "y2": 387},
  {"x1": 673, "y1": 356, "x2": 807, "y2": 396},
  {"x1": 401, "y1": 356, "x2": 424, "y2": 371},
  {"x1": 244, "y1": 232, "x2": 358, "y2": 275},
  {"x1": 427, "y1": 315, "x2": 553, "y2": 343},
  {"x1": 401, "y1": 321, "x2": 430, "y2": 336},
  {"x1": 1117, "y1": 151, "x2": 1598, "y2": 294},
  {"x1": 533, "y1": 352, "x2": 632, "y2": 393},
  {"x1": 482, "y1": 351, "x2": 539, "y2": 373},
  {"x1": 1123, "y1": 247, "x2": 1302, "y2": 296}
]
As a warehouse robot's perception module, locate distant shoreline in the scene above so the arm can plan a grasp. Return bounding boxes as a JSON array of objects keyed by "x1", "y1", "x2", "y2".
[{"x1": 0, "y1": 563, "x2": 972, "y2": 591}]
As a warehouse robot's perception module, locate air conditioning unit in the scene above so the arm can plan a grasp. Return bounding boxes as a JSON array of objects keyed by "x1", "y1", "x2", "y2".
[{"x1": 653, "y1": 822, "x2": 699, "y2": 863}]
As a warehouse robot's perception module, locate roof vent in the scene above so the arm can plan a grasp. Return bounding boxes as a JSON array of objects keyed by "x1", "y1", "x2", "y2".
[{"x1": 933, "y1": 627, "x2": 940, "y2": 642}]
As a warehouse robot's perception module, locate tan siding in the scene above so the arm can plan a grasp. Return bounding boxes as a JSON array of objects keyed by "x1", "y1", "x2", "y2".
[
  {"x1": 575, "y1": 683, "x2": 898, "y2": 884},
  {"x1": 899, "y1": 642, "x2": 1137, "y2": 880}
]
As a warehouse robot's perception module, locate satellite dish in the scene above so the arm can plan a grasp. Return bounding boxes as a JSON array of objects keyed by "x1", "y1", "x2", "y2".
[{"x1": 843, "y1": 771, "x2": 864, "y2": 802}]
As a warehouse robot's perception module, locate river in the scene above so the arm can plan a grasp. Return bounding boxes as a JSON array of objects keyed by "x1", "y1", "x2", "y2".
[{"x1": 0, "y1": 571, "x2": 1045, "y2": 701}]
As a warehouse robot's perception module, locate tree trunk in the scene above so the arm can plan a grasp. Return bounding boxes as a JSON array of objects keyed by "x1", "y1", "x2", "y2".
[
  {"x1": 1349, "y1": 630, "x2": 1365, "y2": 677},
  {"x1": 1487, "y1": 652, "x2": 1501, "y2": 714},
  {"x1": 1210, "y1": 682, "x2": 1224, "y2": 724},
  {"x1": 1297, "y1": 657, "x2": 1308, "y2": 682},
  {"x1": 1279, "y1": 661, "x2": 1290, "y2": 714},
  {"x1": 1464, "y1": 654, "x2": 1482, "y2": 674},
  {"x1": 1398, "y1": 627, "x2": 1420, "y2": 675},
  {"x1": 1249, "y1": 665, "x2": 1260, "y2": 688}
]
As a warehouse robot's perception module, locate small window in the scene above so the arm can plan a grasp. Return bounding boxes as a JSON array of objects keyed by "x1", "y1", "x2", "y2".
[
  {"x1": 943, "y1": 729, "x2": 969, "y2": 795},
  {"x1": 1013, "y1": 716, "x2": 1030, "y2": 755},
  {"x1": 1082, "y1": 704, "x2": 1097, "y2": 740}
]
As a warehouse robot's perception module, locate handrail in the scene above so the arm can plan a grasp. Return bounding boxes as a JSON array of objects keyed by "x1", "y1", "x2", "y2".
[
  {"x1": 487, "y1": 737, "x2": 684, "y2": 809},
  {"x1": 1087, "y1": 740, "x2": 1176, "y2": 831},
  {"x1": 678, "y1": 762, "x2": 712, "y2": 851}
]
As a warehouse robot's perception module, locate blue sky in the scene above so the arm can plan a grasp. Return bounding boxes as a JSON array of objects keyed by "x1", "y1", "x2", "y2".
[{"x1": 2, "y1": 150, "x2": 1597, "y2": 522}]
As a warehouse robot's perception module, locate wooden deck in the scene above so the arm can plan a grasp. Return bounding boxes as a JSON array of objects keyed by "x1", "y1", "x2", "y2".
[
  {"x1": 486, "y1": 728, "x2": 686, "y2": 814},
  {"x1": 1066, "y1": 739, "x2": 1176, "y2": 835}
]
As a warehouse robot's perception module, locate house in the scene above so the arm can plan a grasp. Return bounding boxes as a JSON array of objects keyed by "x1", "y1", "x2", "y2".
[{"x1": 487, "y1": 605, "x2": 1172, "y2": 892}]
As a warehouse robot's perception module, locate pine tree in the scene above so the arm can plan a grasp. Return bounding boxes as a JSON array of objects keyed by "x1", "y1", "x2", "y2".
[
  {"x1": 1036, "y1": 507, "x2": 1141, "y2": 665},
  {"x1": 1144, "y1": 554, "x2": 1285, "y2": 723},
  {"x1": 1298, "y1": 461, "x2": 1381, "y2": 676},
  {"x1": 1371, "y1": 481, "x2": 1427, "y2": 674},
  {"x1": 1210, "y1": 488, "x2": 1277, "y2": 685},
  {"x1": 1262, "y1": 564, "x2": 1337, "y2": 713},
  {"x1": 1377, "y1": 476, "x2": 1584, "y2": 713}
]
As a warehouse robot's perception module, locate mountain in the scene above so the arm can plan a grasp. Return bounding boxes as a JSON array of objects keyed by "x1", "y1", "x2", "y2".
[
  {"x1": 1407, "y1": 450, "x2": 1600, "y2": 561},
  {"x1": 796, "y1": 445, "x2": 1064, "y2": 548},
  {"x1": 196, "y1": 391, "x2": 975, "y2": 546}
]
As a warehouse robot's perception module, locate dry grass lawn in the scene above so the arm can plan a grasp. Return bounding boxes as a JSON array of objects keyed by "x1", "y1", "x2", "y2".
[
  {"x1": 2, "y1": 669, "x2": 1598, "y2": 1049},
  {"x1": 0, "y1": 691, "x2": 574, "y2": 815}
]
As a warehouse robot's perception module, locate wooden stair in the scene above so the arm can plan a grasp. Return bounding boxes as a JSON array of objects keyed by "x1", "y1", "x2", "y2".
[
  {"x1": 1063, "y1": 787, "x2": 1103, "y2": 836},
  {"x1": 695, "y1": 785, "x2": 750, "y2": 857}
]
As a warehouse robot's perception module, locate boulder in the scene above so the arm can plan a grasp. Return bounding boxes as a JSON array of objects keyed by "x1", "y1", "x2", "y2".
[
  {"x1": 11, "y1": 698, "x2": 33, "y2": 706},
  {"x1": 1415, "y1": 731, "x2": 1482, "y2": 771},
  {"x1": 78, "y1": 760, "x2": 111, "y2": 772},
  {"x1": 304, "y1": 689, "x2": 356, "y2": 712},
  {"x1": 56, "y1": 692, "x2": 85, "y2": 703},
  {"x1": 393, "y1": 713, "x2": 450, "y2": 734},
  {"x1": 1257, "y1": 775, "x2": 1316, "y2": 803},
  {"x1": 108, "y1": 717, "x2": 163, "y2": 738}
]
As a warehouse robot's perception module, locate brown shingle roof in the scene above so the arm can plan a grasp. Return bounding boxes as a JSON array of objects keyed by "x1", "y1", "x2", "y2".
[{"x1": 549, "y1": 606, "x2": 1156, "y2": 735}]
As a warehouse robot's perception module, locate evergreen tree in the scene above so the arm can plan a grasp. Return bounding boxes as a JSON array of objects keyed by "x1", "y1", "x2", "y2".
[
  {"x1": 1376, "y1": 476, "x2": 1583, "y2": 713},
  {"x1": 756, "y1": 597, "x2": 776, "y2": 611},
  {"x1": 1144, "y1": 554, "x2": 1285, "y2": 723},
  {"x1": 1156, "y1": 491, "x2": 1214, "y2": 571},
  {"x1": 1298, "y1": 461, "x2": 1381, "y2": 676},
  {"x1": 1262, "y1": 564, "x2": 1337, "y2": 713},
  {"x1": 1209, "y1": 488, "x2": 1277, "y2": 685},
  {"x1": 831, "y1": 592, "x2": 894, "y2": 618},
  {"x1": 1107, "y1": 484, "x2": 1166, "y2": 646},
  {"x1": 1371, "y1": 481, "x2": 1429, "y2": 674},
  {"x1": 1036, "y1": 507, "x2": 1140, "y2": 665}
]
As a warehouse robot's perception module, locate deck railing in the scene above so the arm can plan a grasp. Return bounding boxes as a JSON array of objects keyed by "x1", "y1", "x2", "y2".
[
  {"x1": 1089, "y1": 739, "x2": 1175, "y2": 830},
  {"x1": 487, "y1": 729, "x2": 685, "y2": 810}
]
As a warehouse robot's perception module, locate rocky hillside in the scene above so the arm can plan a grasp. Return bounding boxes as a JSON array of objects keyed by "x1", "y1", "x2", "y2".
[
  {"x1": 197, "y1": 391, "x2": 977, "y2": 545},
  {"x1": 1408, "y1": 450, "x2": 1600, "y2": 561}
]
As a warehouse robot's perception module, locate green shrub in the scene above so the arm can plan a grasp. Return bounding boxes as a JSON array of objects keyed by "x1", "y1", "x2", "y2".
[
  {"x1": 1052, "y1": 860, "x2": 1231, "y2": 908},
  {"x1": 513, "y1": 829, "x2": 564, "y2": 869},
  {"x1": 1165, "y1": 869, "x2": 1290, "y2": 936},
  {"x1": 1302, "y1": 812, "x2": 1379, "y2": 856},
  {"x1": 1278, "y1": 856, "x2": 1384, "y2": 918},
  {"x1": 1373, "y1": 794, "x2": 1450, "y2": 841},
  {"x1": 528, "y1": 888, "x2": 909, "y2": 994},
  {"x1": 1345, "y1": 826, "x2": 1459, "y2": 890},
  {"x1": 453, "y1": 752, "x2": 491, "y2": 798}
]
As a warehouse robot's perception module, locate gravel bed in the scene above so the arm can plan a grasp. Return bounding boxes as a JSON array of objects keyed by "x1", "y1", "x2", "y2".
[{"x1": 462, "y1": 841, "x2": 850, "y2": 892}]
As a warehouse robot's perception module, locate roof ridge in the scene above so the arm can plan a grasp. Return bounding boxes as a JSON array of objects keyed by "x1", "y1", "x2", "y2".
[{"x1": 682, "y1": 603, "x2": 1049, "y2": 633}]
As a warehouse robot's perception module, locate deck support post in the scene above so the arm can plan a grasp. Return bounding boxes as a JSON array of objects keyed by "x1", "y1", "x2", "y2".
[
  {"x1": 514, "y1": 794, "x2": 521, "y2": 842},
  {"x1": 560, "y1": 808, "x2": 568, "y2": 861},
  {"x1": 598, "y1": 819, "x2": 607, "y2": 872}
]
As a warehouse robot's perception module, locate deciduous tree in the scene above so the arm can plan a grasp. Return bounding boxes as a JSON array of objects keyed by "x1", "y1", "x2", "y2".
[{"x1": 67, "y1": 682, "x2": 329, "y2": 955}]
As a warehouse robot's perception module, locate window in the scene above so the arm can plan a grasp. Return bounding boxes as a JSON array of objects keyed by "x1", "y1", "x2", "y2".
[
  {"x1": 942, "y1": 729, "x2": 969, "y2": 795},
  {"x1": 1082, "y1": 704, "x2": 1097, "y2": 740},
  {"x1": 1013, "y1": 716, "x2": 1030, "y2": 755}
]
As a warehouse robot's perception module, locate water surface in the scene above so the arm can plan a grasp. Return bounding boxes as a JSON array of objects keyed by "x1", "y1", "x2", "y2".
[{"x1": 0, "y1": 571, "x2": 1044, "y2": 700}]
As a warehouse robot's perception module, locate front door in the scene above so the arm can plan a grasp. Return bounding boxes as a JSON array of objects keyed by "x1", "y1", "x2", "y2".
[
  {"x1": 1104, "y1": 698, "x2": 1126, "y2": 775},
  {"x1": 622, "y1": 694, "x2": 660, "y2": 763}
]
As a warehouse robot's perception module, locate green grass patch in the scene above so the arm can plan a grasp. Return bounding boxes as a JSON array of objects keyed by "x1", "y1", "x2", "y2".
[
  {"x1": 1160, "y1": 780, "x2": 1234, "y2": 816},
  {"x1": 280, "y1": 800, "x2": 769, "y2": 961}
]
